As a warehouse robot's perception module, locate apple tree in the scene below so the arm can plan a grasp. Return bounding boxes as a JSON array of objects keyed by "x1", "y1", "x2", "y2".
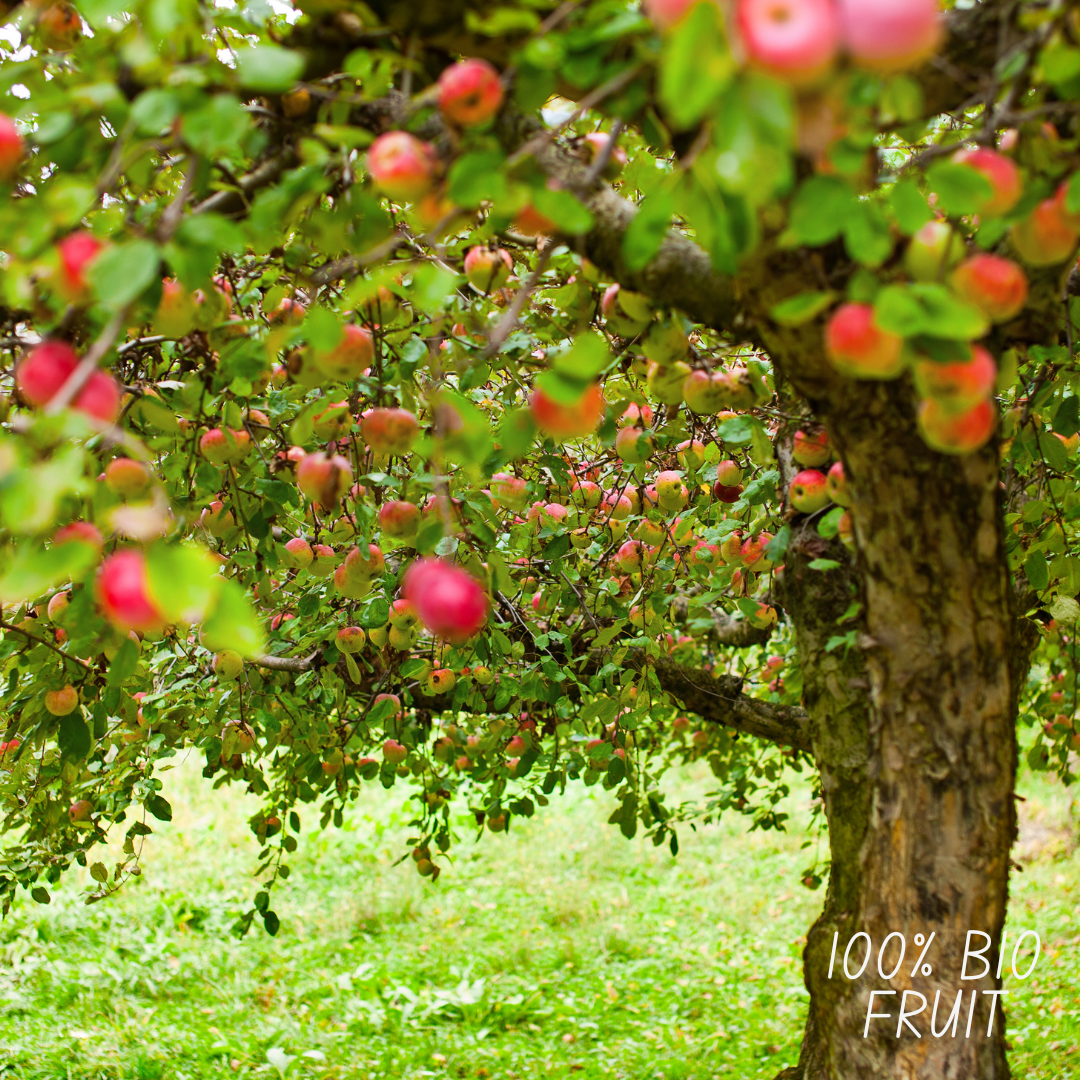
[{"x1": 0, "y1": 0, "x2": 1077, "y2": 1076}]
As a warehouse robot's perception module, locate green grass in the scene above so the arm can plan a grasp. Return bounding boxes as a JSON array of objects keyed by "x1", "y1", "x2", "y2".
[{"x1": 0, "y1": 759, "x2": 1076, "y2": 1080}]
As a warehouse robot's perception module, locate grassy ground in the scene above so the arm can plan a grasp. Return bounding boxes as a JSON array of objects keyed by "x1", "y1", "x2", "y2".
[{"x1": 0, "y1": 757, "x2": 1076, "y2": 1080}]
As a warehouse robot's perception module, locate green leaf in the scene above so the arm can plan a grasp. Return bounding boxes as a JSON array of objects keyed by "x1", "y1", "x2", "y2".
[
  {"x1": 0, "y1": 541, "x2": 97, "y2": 604},
  {"x1": 889, "y1": 178, "x2": 933, "y2": 235},
  {"x1": 202, "y1": 577, "x2": 266, "y2": 658},
  {"x1": 787, "y1": 176, "x2": 857, "y2": 246},
  {"x1": 659, "y1": 4, "x2": 734, "y2": 130},
  {"x1": 765, "y1": 525, "x2": 791, "y2": 564},
  {"x1": 926, "y1": 161, "x2": 995, "y2": 217},
  {"x1": 816, "y1": 506, "x2": 846, "y2": 540},
  {"x1": 769, "y1": 291, "x2": 836, "y2": 327},
  {"x1": 1048, "y1": 595, "x2": 1080, "y2": 623},
  {"x1": 1054, "y1": 394, "x2": 1079, "y2": 437},
  {"x1": 551, "y1": 333, "x2": 611, "y2": 382},
  {"x1": 807, "y1": 558, "x2": 842, "y2": 572},
  {"x1": 89, "y1": 862, "x2": 109, "y2": 883},
  {"x1": 58, "y1": 712, "x2": 91, "y2": 761},
  {"x1": 716, "y1": 415, "x2": 756, "y2": 445},
  {"x1": 1066, "y1": 173, "x2": 1080, "y2": 217},
  {"x1": 531, "y1": 187, "x2": 594, "y2": 236},
  {"x1": 89, "y1": 239, "x2": 160, "y2": 308},
  {"x1": 237, "y1": 46, "x2": 305, "y2": 93},
  {"x1": 622, "y1": 191, "x2": 674, "y2": 272},
  {"x1": 106, "y1": 638, "x2": 141, "y2": 688},
  {"x1": 31, "y1": 887, "x2": 50, "y2": 905},
  {"x1": 873, "y1": 283, "x2": 989, "y2": 340},
  {"x1": 130, "y1": 89, "x2": 180, "y2": 136},
  {"x1": 843, "y1": 201, "x2": 893, "y2": 267},
  {"x1": 146, "y1": 544, "x2": 218, "y2": 625},
  {"x1": 263, "y1": 909, "x2": 281, "y2": 936},
  {"x1": 447, "y1": 151, "x2": 508, "y2": 208},
  {"x1": 147, "y1": 794, "x2": 173, "y2": 821},
  {"x1": 1025, "y1": 549, "x2": 1050, "y2": 593}
]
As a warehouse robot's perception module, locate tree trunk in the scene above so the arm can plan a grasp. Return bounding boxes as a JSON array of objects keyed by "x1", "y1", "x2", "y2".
[{"x1": 776, "y1": 383, "x2": 1027, "y2": 1078}]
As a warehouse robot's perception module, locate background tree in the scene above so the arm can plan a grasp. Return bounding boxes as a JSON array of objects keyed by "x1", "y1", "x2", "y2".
[{"x1": 0, "y1": 0, "x2": 1077, "y2": 1077}]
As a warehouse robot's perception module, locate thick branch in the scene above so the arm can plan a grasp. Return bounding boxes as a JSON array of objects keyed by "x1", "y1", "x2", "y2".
[{"x1": 647, "y1": 652, "x2": 811, "y2": 752}]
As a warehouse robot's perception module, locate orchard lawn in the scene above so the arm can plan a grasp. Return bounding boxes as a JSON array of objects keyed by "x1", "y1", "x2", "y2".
[{"x1": 1, "y1": 760, "x2": 1076, "y2": 1080}]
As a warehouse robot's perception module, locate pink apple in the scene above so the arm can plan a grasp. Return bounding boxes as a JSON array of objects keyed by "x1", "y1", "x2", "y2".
[
  {"x1": 917, "y1": 398, "x2": 995, "y2": 455},
  {"x1": 1010, "y1": 183, "x2": 1080, "y2": 266},
  {"x1": 383, "y1": 739, "x2": 408, "y2": 765},
  {"x1": 715, "y1": 460, "x2": 743, "y2": 486},
  {"x1": 199, "y1": 427, "x2": 252, "y2": 465},
  {"x1": 315, "y1": 324, "x2": 373, "y2": 382},
  {"x1": 439, "y1": 59, "x2": 504, "y2": 127},
  {"x1": 737, "y1": 0, "x2": 841, "y2": 84},
  {"x1": 490, "y1": 472, "x2": 529, "y2": 511},
  {"x1": 530, "y1": 383, "x2": 606, "y2": 440},
  {"x1": 912, "y1": 345, "x2": 996, "y2": 414},
  {"x1": 96, "y1": 549, "x2": 166, "y2": 634},
  {"x1": 792, "y1": 429, "x2": 830, "y2": 467},
  {"x1": 838, "y1": 0, "x2": 942, "y2": 72},
  {"x1": 826, "y1": 461, "x2": 850, "y2": 506},
  {"x1": 379, "y1": 500, "x2": 420, "y2": 539},
  {"x1": 904, "y1": 221, "x2": 965, "y2": 282},
  {"x1": 55, "y1": 232, "x2": 104, "y2": 303},
  {"x1": 296, "y1": 452, "x2": 352, "y2": 510},
  {"x1": 105, "y1": 457, "x2": 152, "y2": 497},
  {"x1": 54, "y1": 521, "x2": 104, "y2": 550},
  {"x1": 367, "y1": 132, "x2": 437, "y2": 201},
  {"x1": 360, "y1": 407, "x2": 419, "y2": 455},
  {"x1": 15, "y1": 341, "x2": 120, "y2": 423},
  {"x1": 824, "y1": 303, "x2": 904, "y2": 379},
  {"x1": 402, "y1": 558, "x2": 488, "y2": 643},
  {"x1": 615, "y1": 540, "x2": 644, "y2": 574},
  {"x1": 281, "y1": 537, "x2": 314, "y2": 568}
]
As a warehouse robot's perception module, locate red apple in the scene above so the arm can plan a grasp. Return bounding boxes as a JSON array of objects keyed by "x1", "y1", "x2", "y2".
[
  {"x1": 55, "y1": 232, "x2": 104, "y2": 304},
  {"x1": 913, "y1": 345, "x2": 996, "y2": 414},
  {"x1": 54, "y1": 521, "x2": 104, "y2": 550},
  {"x1": 464, "y1": 246, "x2": 513, "y2": 292},
  {"x1": 530, "y1": 383, "x2": 606, "y2": 440},
  {"x1": 838, "y1": 0, "x2": 942, "y2": 72},
  {"x1": 281, "y1": 537, "x2": 313, "y2": 569},
  {"x1": 951, "y1": 148, "x2": 1022, "y2": 218},
  {"x1": 793, "y1": 429, "x2": 830, "y2": 467},
  {"x1": 950, "y1": 254, "x2": 1028, "y2": 323},
  {"x1": 824, "y1": 303, "x2": 904, "y2": 380},
  {"x1": 336, "y1": 626, "x2": 366, "y2": 654},
  {"x1": 296, "y1": 452, "x2": 352, "y2": 510},
  {"x1": 618, "y1": 402, "x2": 654, "y2": 428},
  {"x1": 402, "y1": 558, "x2": 488, "y2": 643},
  {"x1": 789, "y1": 469, "x2": 830, "y2": 513},
  {"x1": 439, "y1": 58, "x2": 504, "y2": 127},
  {"x1": 314, "y1": 324, "x2": 373, "y2": 382},
  {"x1": 199, "y1": 427, "x2": 252, "y2": 465},
  {"x1": 367, "y1": 132, "x2": 437, "y2": 201},
  {"x1": 737, "y1": 0, "x2": 841, "y2": 84},
  {"x1": 360, "y1": 407, "x2": 419, "y2": 455},
  {"x1": 342, "y1": 543, "x2": 385, "y2": 580},
  {"x1": 68, "y1": 799, "x2": 93, "y2": 824},
  {"x1": 15, "y1": 341, "x2": 121, "y2": 423},
  {"x1": 383, "y1": 739, "x2": 408, "y2": 765},
  {"x1": 917, "y1": 398, "x2": 995, "y2": 455},
  {"x1": 96, "y1": 549, "x2": 166, "y2": 634},
  {"x1": 490, "y1": 472, "x2": 530, "y2": 512},
  {"x1": 0, "y1": 113, "x2": 24, "y2": 181}
]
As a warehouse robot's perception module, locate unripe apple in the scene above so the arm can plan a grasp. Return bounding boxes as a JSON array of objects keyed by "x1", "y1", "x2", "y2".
[
  {"x1": 333, "y1": 564, "x2": 370, "y2": 601},
  {"x1": 646, "y1": 361, "x2": 692, "y2": 405},
  {"x1": 367, "y1": 132, "x2": 437, "y2": 201},
  {"x1": 154, "y1": 278, "x2": 198, "y2": 338},
  {"x1": 530, "y1": 383, "x2": 606, "y2": 440},
  {"x1": 916, "y1": 398, "x2": 995, "y2": 455},
  {"x1": 464, "y1": 246, "x2": 513, "y2": 292},
  {"x1": 342, "y1": 544, "x2": 385, "y2": 582},
  {"x1": 281, "y1": 537, "x2": 314, "y2": 569},
  {"x1": 904, "y1": 221, "x2": 965, "y2": 282},
  {"x1": 602, "y1": 492, "x2": 633, "y2": 521},
  {"x1": 439, "y1": 58, "x2": 504, "y2": 126},
  {"x1": 615, "y1": 425, "x2": 655, "y2": 463},
  {"x1": 491, "y1": 472, "x2": 529, "y2": 511},
  {"x1": 68, "y1": 798, "x2": 93, "y2": 824},
  {"x1": 383, "y1": 739, "x2": 408, "y2": 765},
  {"x1": 201, "y1": 500, "x2": 235, "y2": 537},
  {"x1": 296, "y1": 452, "x2": 352, "y2": 510},
  {"x1": 280, "y1": 86, "x2": 311, "y2": 118},
  {"x1": 367, "y1": 624, "x2": 389, "y2": 647},
  {"x1": 97, "y1": 549, "x2": 166, "y2": 634},
  {"x1": 615, "y1": 540, "x2": 644, "y2": 574},
  {"x1": 1010, "y1": 183, "x2": 1080, "y2": 266},
  {"x1": 683, "y1": 369, "x2": 730, "y2": 414},
  {"x1": 312, "y1": 401, "x2": 353, "y2": 442},
  {"x1": 222, "y1": 720, "x2": 256, "y2": 755},
  {"x1": 425, "y1": 668, "x2": 457, "y2": 695},
  {"x1": 105, "y1": 457, "x2": 152, "y2": 498},
  {"x1": 388, "y1": 598, "x2": 418, "y2": 630},
  {"x1": 950, "y1": 148, "x2": 1022, "y2": 218},
  {"x1": 45, "y1": 685, "x2": 79, "y2": 716},
  {"x1": 824, "y1": 303, "x2": 904, "y2": 380},
  {"x1": 402, "y1": 558, "x2": 488, "y2": 643},
  {"x1": 687, "y1": 541, "x2": 721, "y2": 571},
  {"x1": 335, "y1": 626, "x2": 366, "y2": 654},
  {"x1": 214, "y1": 650, "x2": 244, "y2": 681},
  {"x1": 47, "y1": 590, "x2": 69, "y2": 624},
  {"x1": 675, "y1": 440, "x2": 706, "y2": 471},
  {"x1": 789, "y1": 469, "x2": 830, "y2": 513},
  {"x1": 388, "y1": 624, "x2": 418, "y2": 651},
  {"x1": 55, "y1": 232, "x2": 104, "y2": 304},
  {"x1": 750, "y1": 603, "x2": 778, "y2": 629},
  {"x1": 0, "y1": 113, "x2": 24, "y2": 181},
  {"x1": 792, "y1": 430, "x2": 830, "y2": 467},
  {"x1": 838, "y1": 0, "x2": 942, "y2": 72},
  {"x1": 715, "y1": 460, "x2": 743, "y2": 487},
  {"x1": 360, "y1": 407, "x2": 419, "y2": 456},
  {"x1": 571, "y1": 480, "x2": 602, "y2": 508},
  {"x1": 473, "y1": 665, "x2": 494, "y2": 685},
  {"x1": 378, "y1": 500, "x2": 420, "y2": 539},
  {"x1": 826, "y1": 461, "x2": 850, "y2": 507},
  {"x1": 737, "y1": 0, "x2": 841, "y2": 84},
  {"x1": 200, "y1": 427, "x2": 252, "y2": 465},
  {"x1": 950, "y1": 254, "x2": 1027, "y2": 323},
  {"x1": 618, "y1": 402, "x2": 654, "y2": 428},
  {"x1": 655, "y1": 470, "x2": 688, "y2": 511},
  {"x1": 314, "y1": 324, "x2": 374, "y2": 382},
  {"x1": 912, "y1": 345, "x2": 996, "y2": 414}
]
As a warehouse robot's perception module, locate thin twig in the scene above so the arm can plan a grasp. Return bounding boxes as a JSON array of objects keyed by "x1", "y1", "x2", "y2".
[{"x1": 481, "y1": 242, "x2": 553, "y2": 360}]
